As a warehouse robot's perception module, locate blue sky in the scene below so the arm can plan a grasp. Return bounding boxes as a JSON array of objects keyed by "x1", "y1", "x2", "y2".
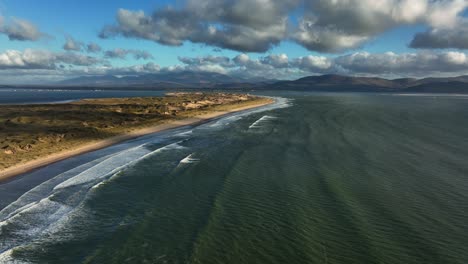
[
  {"x1": 0, "y1": 0, "x2": 258, "y2": 67},
  {"x1": 0, "y1": 0, "x2": 186, "y2": 66},
  {"x1": 0, "y1": 0, "x2": 423, "y2": 62},
  {"x1": 0, "y1": 0, "x2": 467, "y2": 83}
]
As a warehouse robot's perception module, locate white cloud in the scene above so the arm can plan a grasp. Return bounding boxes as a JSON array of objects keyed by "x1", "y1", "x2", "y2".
[
  {"x1": 86, "y1": 42, "x2": 102, "y2": 53},
  {"x1": 335, "y1": 51, "x2": 468, "y2": 75},
  {"x1": 0, "y1": 16, "x2": 46, "y2": 41},
  {"x1": 293, "y1": 0, "x2": 468, "y2": 52},
  {"x1": 0, "y1": 49, "x2": 106, "y2": 69},
  {"x1": 99, "y1": 1, "x2": 296, "y2": 52},
  {"x1": 177, "y1": 51, "x2": 468, "y2": 78},
  {"x1": 261, "y1": 54, "x2": 289, "y2": 68},
  {"x1": 104, "y1": 48, "x2": 154, "y2": 60},
  {"x1": 98, "y1": 1, "x2": 468, "y2": 53},
  {"x1": 179, "y1": 55, "x2": 233, "y2": 67},
  {"x1": 292, "y1": 55, "x2": 333, "y2": 71},
  {"x1": 410, "y1": 20, "x2": 468, "y2": 49},
  {"x1": 233, "y1": 54, "x2": 250, "y2": 65},
  {"x1": 2, "y1": 49, "x2": 468, "y2": 83},
  {"x1": 63, "y1": 36, "x2": 84, "y2": 51}
]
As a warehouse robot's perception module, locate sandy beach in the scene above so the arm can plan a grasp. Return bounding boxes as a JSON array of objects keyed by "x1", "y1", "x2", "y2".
[{"x1": 0, "y1": 99, "x2": 273, "y2": 182}]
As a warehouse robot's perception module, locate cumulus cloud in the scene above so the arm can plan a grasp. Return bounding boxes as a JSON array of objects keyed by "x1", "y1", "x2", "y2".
[
  {"x1": 410, "y1": 20, "x2": 468, "y2": 49},
  {"x1": 177, "y1": 53, "x2": 334, "y2": 79},
  {"x1": 63, "y1": 36, "x2": 84, "y2": 51},
  {"x1": 99, "y1": 0, "x2": 298, "y2": 52},
  {"x1": 63, "y1": 36, "x2": 104, "y2": 54},
  {"x1": 86, "y1": 42, "x2": 102, "y2": 53},
  {"x1": 98, "y1": 0, "x2": 468, "y2": 53},
  {"x1": 0, "y1": 16, "x2": 46, "y2": 41},
  {"x1": 293, "y1": 0, "x2": 468, "y2": 52},
  {"x1": 408, "y1": 1, "x2": 468, "y2": 50},
  {"x1": 176, "y1": 51, "x2": 468, "y2": 78},
  {"x1": 131, "y1": 50, "x2": 154, "y2": 60},
  {"x1": 0, "y1": 49, "x2": 106, "y2": 70},
  {"x1": 292, "y1": 55, "x2": 333, "y2": 71},
  {"x1": 104, "y1": 48, "x2": 128, "y2": 59},
  {"x1": 261, "y1": 54, "x2": 289, "y2": 68},
  {"x1": 104, "y1": 48, "x2": 154, "y2": 60},
  {"x1": 233, "y1": 54, "x2": 250, "y2": 66},
  {"x1": 94, "y1": 62, "x2": 161, "y2": 75},
  {"x1": 335, "y1": 51, "x2": 468, "y2": 75},
  {"x1": 425, "y1": 0, "x2": 467, "y2": 28},
  {"x1": 57, "y1": 52, "x2": 105, "y2": 66},
  {"x1": 292, "y1": 21, "x2": 370, "y2": 53},
  {"x1": 180, "y1": 53, "x2": 298, "y2": 79},
  {"x1": 0, "y1": 62, "x2": 162, "y2": 84},
  {"x1": 178, "y1": 55, "x2": 233, "y2": 67},
  {"x1": 3, "y1": 50, "x2": 468, "y2": 83},
  {"x1": 0, "y1": 49, "x2": 55, "y2": 69}
]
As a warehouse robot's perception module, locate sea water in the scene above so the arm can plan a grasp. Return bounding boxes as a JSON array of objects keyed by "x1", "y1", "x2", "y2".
[{"x1": 1, "y1": 93, "x2": 467, "y2": 263}]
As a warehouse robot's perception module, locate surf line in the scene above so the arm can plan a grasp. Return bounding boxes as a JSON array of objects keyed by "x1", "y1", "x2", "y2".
[
  {"x1": 249, "y1": 115, "x2": 276, "y2": 129},
  {"x1": 179, "y1": 153, "x2": 200, "y2": 165}
]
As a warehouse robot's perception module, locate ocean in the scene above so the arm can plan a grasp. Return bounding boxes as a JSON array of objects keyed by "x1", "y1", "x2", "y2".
[
  {"x1": 1, "y1": 92, "x2": 468, "y2": 263},
  {"x1": 0, "y1": 89, "x2": 166, "y2": 105}
]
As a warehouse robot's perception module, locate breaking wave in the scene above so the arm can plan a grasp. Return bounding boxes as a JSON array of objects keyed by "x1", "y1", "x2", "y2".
[
  {"x1": 0, "y1": 96, "x2": 291, "y2": 261},
  {"x1": 0, "y1": 140, "x2": 187, "y2": 256}
]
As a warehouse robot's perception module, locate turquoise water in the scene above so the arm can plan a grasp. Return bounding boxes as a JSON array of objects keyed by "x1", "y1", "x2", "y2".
[{"x1": 1, "y1": 93, "x2": 468, "y2": 263}]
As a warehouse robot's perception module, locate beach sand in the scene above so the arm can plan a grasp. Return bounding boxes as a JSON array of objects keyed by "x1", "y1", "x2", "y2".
[{"x1": 0, "y1": 99, "x2": 273, "y2": 182}]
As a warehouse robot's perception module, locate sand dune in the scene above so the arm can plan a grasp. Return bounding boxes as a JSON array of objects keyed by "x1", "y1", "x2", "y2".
[{"x1": 0, "y1": 99, "x2": 273, "y2": 182}]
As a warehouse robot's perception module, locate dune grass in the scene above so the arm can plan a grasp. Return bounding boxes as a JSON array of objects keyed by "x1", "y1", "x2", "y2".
[{"x1": 0, "y1": 93, "x2": 271, "y2": 170}]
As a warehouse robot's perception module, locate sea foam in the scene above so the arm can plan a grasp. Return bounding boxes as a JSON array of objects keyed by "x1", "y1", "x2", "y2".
[
  {"x1": 0, "y1": 140, "x2": 187, "y2": 255},
  {"x1": 179, "y1": 153, "x2": 200, "y2": 164},
  {"x1": 249, "y1": 115, "x2": 277, "y2": 129}
]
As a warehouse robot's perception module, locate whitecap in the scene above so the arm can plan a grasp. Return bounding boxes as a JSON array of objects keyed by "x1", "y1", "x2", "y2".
[
  {"x1": 179, "y1": 154, "x2": 200, "y2": 164},
  {"x1": 249, "y1": 115, "x2": 277, "y2": 129}
]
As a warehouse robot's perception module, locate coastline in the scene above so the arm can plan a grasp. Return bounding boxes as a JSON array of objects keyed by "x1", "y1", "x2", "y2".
[{"x1": 0, "y1": 99, "x2": 274, "y2": 183}]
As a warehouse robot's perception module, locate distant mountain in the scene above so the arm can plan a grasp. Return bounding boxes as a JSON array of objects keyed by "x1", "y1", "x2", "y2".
[
  {"x1": 404, "y1": 81, "x2": 468, "y2": 93},
  {"x1": 29, "y1": 72, "x2": 468, "y2": 94},
  {"x1": 409, "y1": 76, "x2": 468, "y2": 87},
  {"x1": 59, "y1": 71, "x2": 274, "y2": 88},
  {"x1": 267, "y1": 74, "x2": 468, "y2": 93},
  {"x1": 269, "y1": 74, "x2": 401, "y2": 92}
]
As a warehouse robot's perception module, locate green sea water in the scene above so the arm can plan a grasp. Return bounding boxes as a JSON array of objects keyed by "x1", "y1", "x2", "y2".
[{"x1": 1, "y1": 93, "x2": 468, "y2": 263}]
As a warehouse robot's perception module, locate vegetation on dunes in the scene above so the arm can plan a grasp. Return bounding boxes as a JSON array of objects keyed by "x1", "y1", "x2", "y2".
[{"x1": 0, "y1": 93, "x2": 270, "y2": 171}]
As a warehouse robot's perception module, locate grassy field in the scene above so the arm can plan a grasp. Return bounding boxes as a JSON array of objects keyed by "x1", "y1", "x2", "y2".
[{"x1": 0, "y1": 93, "x2": 271, "y2": 170}]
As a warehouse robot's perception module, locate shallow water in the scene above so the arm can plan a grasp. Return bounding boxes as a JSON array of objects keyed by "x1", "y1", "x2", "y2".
[{"x1": 1, "y1": 93, "x2": 468, "y2": 263}]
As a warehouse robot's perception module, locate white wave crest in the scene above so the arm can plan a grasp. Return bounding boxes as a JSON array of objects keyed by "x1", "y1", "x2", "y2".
[
  {"x1": 0, "y1": 249, "x2": 30, "y2": 264},
  {"x1": 179, "y1": 154, "x2": 200, "y2": 164},
  {"x1": 249, "y1": 115, "x2": 277, "y2": 129},
  {"x1": 201, "y1": 96, "x2": 292, "y2": 129},
  {"x1": 53, "y1": 141, "x2": 185, "y2": 190},
  {"x1": 0, "y1": 140, "x2": 188, "y2": 257}
]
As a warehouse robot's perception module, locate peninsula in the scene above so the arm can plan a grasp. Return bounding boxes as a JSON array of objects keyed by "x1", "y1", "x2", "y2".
[{"x1": 0, "y1": 93, "x2": 273, "y2": 181}]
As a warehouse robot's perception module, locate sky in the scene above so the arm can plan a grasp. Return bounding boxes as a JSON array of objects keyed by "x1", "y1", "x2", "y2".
[{"x1": 0, "y1": 0, "x2": 468, "y2": 84}]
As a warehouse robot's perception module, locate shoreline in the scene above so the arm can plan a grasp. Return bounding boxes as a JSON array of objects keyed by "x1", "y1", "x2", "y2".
[{"x1": 0, "y1": 99, "x2": 274, "y2": 183}]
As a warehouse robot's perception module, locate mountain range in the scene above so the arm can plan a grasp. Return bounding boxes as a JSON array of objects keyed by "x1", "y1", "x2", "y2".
[
  {"x1": 58, "y1": 71, "x2": 274, "y2": 88},
  {"x1": 3, "y1": 71, "x2": 468, "y2": 93},
  {"x1": 270, "y1": 74, "x2": 468, "y2": 93}
]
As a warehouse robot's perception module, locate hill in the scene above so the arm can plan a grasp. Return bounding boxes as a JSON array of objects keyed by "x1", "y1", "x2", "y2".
[
  {"x1": 266, "y1": 74, "x2": 468, "y2": 93},
  {"x1": 15, "y1": 72, "x2": 467, "y2": 94},
  {"x1": 58, "y1": 71, "x2": 273, "y2": 88}
]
